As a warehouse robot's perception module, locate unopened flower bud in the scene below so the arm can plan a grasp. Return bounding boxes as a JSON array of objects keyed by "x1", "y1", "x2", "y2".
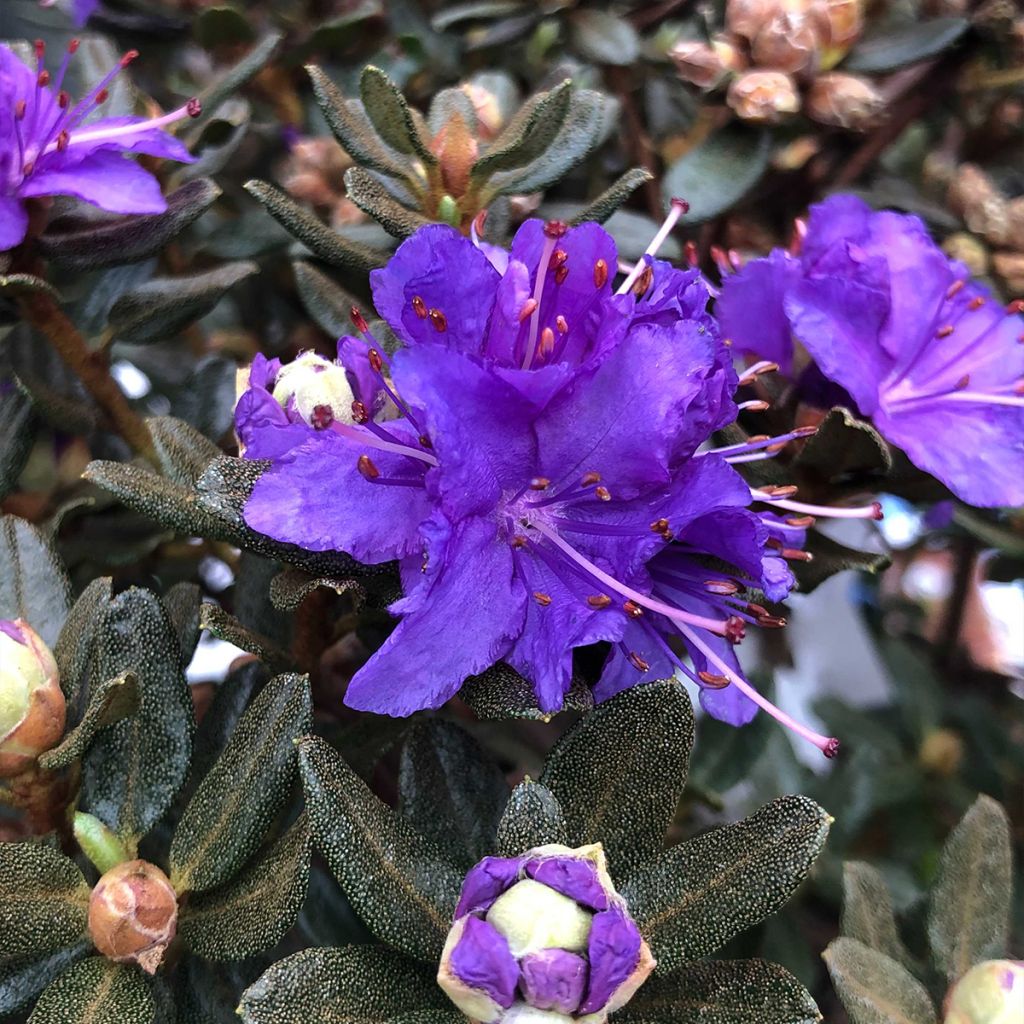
[
  {"x1": 88, "y1": 860, "x2": 178, "y2": 975},
  {"x1": 670, "y1": 37, "x2": 743, "y2": 89},
  {"x1": 438, "y1": 844, "x2": 655, "y2": 1024},
  {"x1": 811, "y1": 0, "x2": 864, "y2": 65},
  {"x1": 271, "y1": 351, "x2": 357, "y2": 430},
  {"x1": 944, "y1": 960, "x2": 1024, "y2": 1024},
  {"x1": 727, "y1": 71, "x2": 800, "y2": 124},
  {"x1": 918, "y1": 728, "x2": 964, "y2": 777},
  {"x1": 0, "y1": 620, "x2": 64, "y2": 778},
  {"x1": 750, "y1": 11, "x2": 820, "y2": 75},
  {"x1": 805, "y1": 73, "x2": 885, "y2": 130}
]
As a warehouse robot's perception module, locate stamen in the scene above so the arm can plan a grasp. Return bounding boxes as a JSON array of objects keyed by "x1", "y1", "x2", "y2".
[
  {"x1": 594, "y1": 486, "x2": 611, "y2": 502},
  {"x1": 587, "y1": 595, "x2": 612, "y2": 609},
  {"x1": 538, "y1": 327, "x2": 555, "y2": 359},
  {"x1": 350, "y1": 307, "x2": 369, "y2": 333},
  {"x1": 533, "y1": 592, "x2": 552, "y2": 606},
  {"x1": 738, "y1": 399, "x2": 771, "y2": 412},
  {"x1": 357, "y1": 454, "x2": 379, "y2": 480},
  {"x1": 936, "y1": 325, "x2": 954, "y2": 339},
  {"x1": 549, "y1": 249, "x2": 568, "y2": 270},
  {"x1": 623, "y1": 600, "x2": 643, "y2": 618},
  {"x1": 632, "y1": 265, "x2": 653, "y2": 297},
  {"x1": 521, "y1": 222, "x2": 565, "y2": 369},
  {"x1": 628, "y1": 652, "x2": 650, "y2": 672},
  {"x1": 705, "y1": 580, "x2": 739, "y2": 596},
  {"x1": 518, "y1": 298, "x2": 538, "y2": 322},
  {"x1": 616, "y1": 197, "x2": 689, "y2": 295},
  {"x1": 752, "y1": 491, "x2": 883, "y2": 521},
  {"x1": 554, "y1": 265, "x2": 569, "y2": 285},
  {"x1": 46, "y1": 99, "x2": 200, "y2": 154},
  {"x1": 555, "y1": 315, "x2": 568, "y2": 334},
  {"x1": 593, "y1": 259, "x2": 608, "y2": 289},
  {"x1": 429, "y1": 308, "x2": 447, "y2": 332},
  {"x1": 738, "y1": 361, "x2": 779, "y2": 386},
  {"x1": 581, "y1": 471, "x2": 601, "y2": 486},
  {"x1": 333, "y1": 422, "x2": 438, "y2": 467},
  {"x1": 368, "y1": 348, "x2": 383, "y2": 372},
  {"x1": 698, "y1": 671, "x2": 730, "y2": 689},
  {"x1": 529, "y1": 477, "x2": 550, "y2": 490},
  {"x1": 350, "y1": 400, "x2": 368, "y2": 424},
  {"x1": 704, "y1": 426, "x2": 816, "y2": 459},
  {"x1": 412, "y1": 296, "x2": 428, "y2": 319}
]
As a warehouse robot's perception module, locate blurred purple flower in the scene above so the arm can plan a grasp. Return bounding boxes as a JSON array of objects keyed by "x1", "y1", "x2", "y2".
[
  {"x1": 0, "y1": 41, "x2": 197, "y2": 251},
  {"x1": 72, "y1": 0, "x2": 100, "y2": 25},
  {"x1": 718, "y1": 195, "x2": 1024, "y2": 507}
]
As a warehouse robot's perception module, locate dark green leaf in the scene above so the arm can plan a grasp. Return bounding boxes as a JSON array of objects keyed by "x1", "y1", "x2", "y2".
[
  {"x1": 620, "y1": 959, "x2": 819, "y2": 1024},
  {"x1": 823, "y1": 938, "x2": 937, "y2": 1024},
  {"x1": 198, "y1": 602, "x2": 293, "y2": 674},
  {"x1": 269, "y1": 567, "x2": 363, "y2": 611},
  {"x1": 459, "y1": 662, "x2": 594, "y2": 721},
  {"x1": 0, "y1": 272, "x2": 61, "y2": 301},
  {"x1": 164, "y1": 581, "x2": 202, "y2": 669},
  {"x1": 0, "y1": 942, "x2": 90, "y2": 1015},
  {"x1": 926, "y1": 795, "x2": 1011, "y2": 981},
  {"x1": 0, "y1": 513, "x2": 70, "y2": 647},
  {"x1": 541, "y1": 680, "x2": 694, "y2": 881},
  {"x1": 298, "y1": 736, "x2": 463, "y2": 962},
  {"x1": 844, "y1": 18, "x2": 969, "y2": 73},
  {"x1": 171, "y1": 673, "x2": 311, "y2": 893},
  {"x1": 793, "y1": 532, "x2": 891, "y2": 594},
  {"x1": 292, "y1": 261, "x2": 361, "y2": 338},
  {"x1": 195, "y1": 33, "x2": 282, "y2": 126},
  {"x1": 54, "y1": 577, "x2": 112, "y2": 704},
  {"x1": 495, "y1": 779, "x2": 569, "y2": 856},
  {"x1": 239, "y1": 946, "x2": 459, "y2": 1024},
  {"x1": 149, "y1": 416, "x2": 223, "y2": 488},
  {"x1": 622, "y1": 796, "x2": 830, "y2": 972},
  {"x1": 663, "y1": 126, "x2": 771, "y2": 224},
  {"x1": 359, "y1": 66, "x2": 436, "y2": 164},
  {"x1": 570, "y1": 169, "x2": 655, "y2": 227},
  {"x1": 179, "y1": 815, "x2": 311, "y2": 960},
  {"x1": 344, "y1": 167, "x2": 433, "y2": 239},
  {"x1": 841, "y1": 862, "x2": 914, "y2": 969},
  {"x1": 26, "y1": 957, "x2": 154, "y2": 1024},
  {"x1": 570, "y1": 9, "x2": 640, "y2": 65},
  {"x1": 793, "y1": 408, "x2": 892, "y2": 487},
  {"x1": 0, "y1": 386, "x2": 35, "y2": 501},
  {"x1": 194, "y1": 4, "x2": 255, "y2": 47},
  {"x1": 431, "y1": 2, "x2": 526, "y2": 31},
  {"x1": 0, "y1": 843, "x2": 89, "y2": 965},
  {"x1": 399, "y1": 720, "x2": 508, "y2": 866}
]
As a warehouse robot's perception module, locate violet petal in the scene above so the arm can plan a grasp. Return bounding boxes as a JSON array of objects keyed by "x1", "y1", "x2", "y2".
[
  {"x1": 449, "y1": 916, "x2": 519, "y2": 1010},
  {"x1": 455, "y1": 857, "x2": 525, "y2": 918},
  {"x1": 577, "y1": 906, "x2": 642, "y2": 1015},
  {"x1": 519, "y1": 949, "x2": 588, "y2": 1014},
  {"x1": 524, "y1": 857, "x2": 608, "y2": 912}
]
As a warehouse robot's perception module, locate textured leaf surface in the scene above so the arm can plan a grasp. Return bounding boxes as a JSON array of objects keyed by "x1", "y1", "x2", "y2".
[
  {"x1": 298, "y1": 736, "x2": 462, "y2": 962},
  {"x1": 179, "y1": 815, "x2": 311, "y2": 960},
  {"x1": 0, "y1": 844, "x2": 90, "y2": 964},
  {"x1": 619, "y1": 958, "x2": 819, "y2": 1023},
  {"x1": 0, "y1": 387, "x2": 35, "y2": 502},
  {"x1": 570, "y1": 9, "x2": 640, "y2": 65},
  {"x1": 459, "y1": 661, "x2": 593, "y2": 720},
  {"x1": 844, "y1": 17, "x2": 968, "y2": 73},
  {"x1": 541, "y1": 680, "x2": 694, "y2": 881},
  {"x1": 794, "y1": 532, "x2": 891, "y2": 594},
  {"x1": 571, "y1": 168, "x2": 654, "y2": 226},
  {"x1": 53, "y1": 577, "x2": 112, "y2": 704},
  {"x1": 0, "y1": 942, "x2": 90, "y2": 1015},
  {"x1": 171, "y1": 673, "x2": 311, "y2": 893},
  {"x1": 360, "y1": 66, "x2": 437, "y2": 164},
  {"x1": 823, "y1": 938, "x2": 936, "y2": 1024},
  {"x1": 269, "y1": 567, "x2": 363, "y2": 611},
  {"x1": 495, "y1": 779, "x2": 569, "y2": 856},
  {"x1": 926, "y1": 795, "x2": 1011, "y2": 981},
  {"x1": 399, "y1": 720, "x2": 508, "y2": 866},
  {"x1": 292, "y1": 261, "x2": 361, "y2": 338},
  {"x1": 793, "y1": 408, "x2": 892, "y2": 488},
  {"x1": 0, "y1": 513, "x2": 70, "y2": 647},
  {"x1": 622, "y1": 796, "x2": 830, "y2": 971},
  {"x1": 198, "y1": 602, "x2": 293, "y2": 673},
  {"x1": 239, "y1": 946, "x2": 460, "y2": 1024},
  {"x1": 344, "y1": 167, "x2": 432, "y2": 239},
  {"x1": 841, "y1": 862, "x2": 914, "y2": 969},
  {"x1": 26, "y1": 957, "x2": 154, "y2": 1024}
]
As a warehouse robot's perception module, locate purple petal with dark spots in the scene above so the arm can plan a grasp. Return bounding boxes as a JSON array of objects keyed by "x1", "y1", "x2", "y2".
[
  {"x1": 524, "y1": 857, "x2": 608, "y2": 911},
  {"x1": 577, "y1": 906, "x2": 642, "y2": 1015},
  {"x1": 455, "y1": 857, "x2": 525, "y2": 918},
  {"x1": 519, "y1": 949, "x2": 588, "y2": 1014},
  {"x1": 449, "y1": 916, "x2": 519, "y2": 1010}
]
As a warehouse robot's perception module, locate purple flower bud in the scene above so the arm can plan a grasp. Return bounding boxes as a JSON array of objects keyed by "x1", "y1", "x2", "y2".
[
  {"x1": 520, "y1": 949, "x2": 588, "y2": 1014},
  {"x1": 455, "y1": 856, "x2": 526, "y2": 917},
  {"x1": 525, "y1": 857, "x2": 609, "y2": 912}
]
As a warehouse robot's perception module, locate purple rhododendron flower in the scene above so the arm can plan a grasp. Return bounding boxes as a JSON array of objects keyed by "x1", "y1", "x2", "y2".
[
  {"x1": 718, "y1": 195, "x2": 1024, "y2": 507},
  {"x1": 1, "y1": 41, "x2": 198, "y2": 251},
  {"x1": 237, "y1": 212, "x2": 862, "y2": 755},
  {"x1": 72, "y1": 0, "x2": 100, "y2": 26}
]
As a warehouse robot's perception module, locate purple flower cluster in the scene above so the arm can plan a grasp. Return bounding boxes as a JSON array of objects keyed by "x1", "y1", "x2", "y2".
[
  {"x1": 437, "y1": 845, "x2": 654, "y2": 1024},
  {"x1": 718, "y1": 195, "x2": 1024, "y2": 507},
  {"x1": 237, "y1": 207, "x2": 847, "y2": 755},
  {"x1": 1, "y1": 40, "x2": 197, "y2": 251}
]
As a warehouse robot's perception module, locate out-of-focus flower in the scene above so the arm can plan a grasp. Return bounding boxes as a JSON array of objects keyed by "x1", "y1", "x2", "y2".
[
  {"x1": 805, "y1": 72, "x2": 885, "y2": 130},
  {"x1": 0, "y1": 620, "x2": 64, "y2": 778},
  {"x1": 748, "y1": 7, "x2": 822, "y2": 75},
  {"x1": 718, "y1": 194, "x2": 1024, "y2": 507},
  {"x1": 87, "y1": 859, "x2": 179, "y2": 974},
  {"x1": 0, "y1": 41, "x2": 198, "y2": 250},
  {"x1": 438, "y1": 844, "x2": 655, "y2": 1024},
  {"x1": 811, "y1": 0, "x2": 865, "y2": 64},
  {"x1": 727, "y1": 71, "x2": 801, "y2": 124},
  {"x1": 72, "y1": 0, "x2": 99, "y2": 26},
  {"x1": 670, "y1": 37, "x2": 744, "y2": 89},
  {"x1": 278, "y1": 136, "x2": 364, "y2": 230},
  {"x1": 944, "y1": 960, "x2": 1024, "y2": 1024}
]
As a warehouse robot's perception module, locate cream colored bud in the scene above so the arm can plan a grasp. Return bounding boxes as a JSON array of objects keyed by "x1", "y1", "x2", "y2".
[
  {"x1": 750, "y1": 11, "x2": 820, "y2": 75},
  {"x1": 944, "y1": 960, "x2": 1024, "y2": 1024},
  {"x1": 805, "y1": 73, "x2": 885, "y2": 130},
  {"x1": 272, "y1": 351, "x2": 357, "y2": 430},
  {"x1": 918, "y1": 729, "x2": 964, "y2": 778},
  {"x1": 486, "y1": 879, "x2": 592, "y2": 957},
  {"x1": 88, "y1": 860, "x2": 178, "y2": 975},
  {"x1": 812, "y1": 0, "x2": 864, "y2": 66},
  {"x1": 727, "y1": 71, "x2": 801, "y2": 124},
  {"x1": 670, "y1": 37, "x2": 743, "y2": 89},
  {"x1": 0, "y1": 620, "x2": 64, "y2": 778}
]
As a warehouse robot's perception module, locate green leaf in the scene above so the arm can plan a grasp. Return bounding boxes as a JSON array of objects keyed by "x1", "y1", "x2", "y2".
[
  {"x1": 622, "y1": 795, "x2": 830, "y2": 972},
  {"x1": 171, "y1": 673, "x2": 311, "y2": 893},
  {"x1": 292, "y1": 261, "x2": 360, "y2": 338},
  {"x1": 344, "y1": 167, "x2": 433, "y2": 239},
  {"x1": 823, "y1": 938, "x2": 937, "y2": 1024},
  {"x1": 570, "y1": 168, "x2": 655, "y2": 226},
  {"x1": 195, "y1": 33, "x2": 282, "y2": 126},
  {"x1": 37, "y1": 179, "x2": 221, "y2": 271},
  {"x1": 27, "y1": 957, "x2": 154, "y2": 1024},
  {"x1": 79, "y1": 587, "x2": 194, "y2": 844},
  {"x1": 73, "y1": 812, "x2": 131, "y2": 875},
  {"x1": 399, "y1": 720, "x2": 508, "y2": 866},
  {"x1": 198, "y1": 602, "x2": 293, "y2": 674},
  {"x1": 926, "y1": 794, "x2": 1011, "y2": 981},
  {"x1": 459, "y1": 661, "x2": 594, "y2": 721},
  {"x1": 619, "y1": 958, "x2": 820, "y2": 1024},
  {"x1": 163, "y1": 581, "x2": 202, "y2": 669},
  {"x1": 0, "y1": 272, "x2": 62, "y2": 301},
  {"x1": 53, "y1": 577, "x2": 112, "y2": 704},
  {"x1": 194, "y1": 4, "x2": 255, "y2": 47},
  {"x1": 0, "y1": 386, "x2": 35, "y2": 501},
  {"x1": 793, "y1": 408, "x2": 892, "y2": 488},
  {"x1": 179, "y1": 815, "x2": 311, "y2": 960},
  {"x1": 107, "y1": 262, "x2": 258, "y2": 344},
  {"x1": 239, "y1": 946, "x2": 460, "y2": 1024},
  {"x1": 269, "y1": 567, "x2": 364, "y2": 611},
  {"x1": 0, "y1": 843, "x2": 90, "y2": 965},
  {"x1": 844, "y1": 18, "x2": 969, "y2": 73},
  {"x1": 663, "y1": 126, "x2": 771, "y2": 224},
  {"x1": 37, "y1": 671, "x2": 139, "y2": 772},
  {"x1": 569, "y1": 9, "x2": 640, "y2": 66},
  {"x1": 541, "y1": 680, "x2": 694, "y2": 881},
  {"x1": 359, "y1": 66, "x2": 437, "y2": 165},
  {"x1": 793, "y1": 532, "x2": 891, "y2": 594},
  {"x1": 841, "y1": 862, "x2": 914, "y2": 969},
  {"x1": 0, "y1": 513, "x2": 71, "y2": 648},
  {"x1": 149, "y1": 416, "x2": 223, "y2": 488},
  {"x1": 495, "y1": 779, "x2": 569, "y2": 856},
  {"x1": 0, "y1": 942, "x2": 90, "y2": 1016},
  {"x1": 245, "y1": 180, "x2": 388, "y2": 272},
  {"x1": 298, "y1": 736, "x2": 462, "y2": 962}
]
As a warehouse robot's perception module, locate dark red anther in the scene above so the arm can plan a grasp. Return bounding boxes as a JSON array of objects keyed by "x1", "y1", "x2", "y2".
[
  {"x1": 411, "y1": 295, "x2": 428, "y2": 319},
  {"x1": 761, "y1": 484, "x2": 798, "y2": 498},
  {"x1": 37, "y1": 70, "x2": 50, "y2": 87},
  {"x1": 593, "y1": 258, "x2": 608, "y2": 289},
  {"x1": 792, "y1": 425, "x2": 818, "y2": 438},
  {"x1": 786, "y1": 515, "x2": 815, "y2": 528},
  {"x1": 357, "y1": 454, "x2": 380, "y2": 480},
  {"x1": 529, "y1": 477, "x2": 550, "y2": 491},
  {"x1": 632, "y1": 265, "x2": 653, "y2": 297},
  {"x1": 555, "y1": 315, "x2": 568, "y2": 334},
  {"x1": 936, "y1": 324, "x2": 954, "y2": 338},
  {"x1": 368, "y1": 348, "x2": 383, "y2": 373},
  {"x1": 533, "y1": 591, "x2": 552, "y2": 607},
  {"x1": 724, "y1": 616, "x2": 746, "y2": 644},
  {"x1": 764, "y1": 537, "x2": 783, "y2": 552},
  {"x1": 429, "y1": 308, "x2": 447, "y2": 333},
  {"x1": 684, "y1": 240, "x2": 699, "y2": 267},
  {"x1": 56, "y1": 130, "x2": 69, "y2": 152},
  {"x1": 747, "y1": 603, "x2": 769, "y2": 619},
  {"x1": 946, "y1": 279, "x2": 965, "y2": 299},
  {"x1": 698, "y1": 671, "x2": 730, "y2": 689},
  {"x1": 34, "y1": 39, "x2": 45, "y2": 60},
  {"x1": 58, "y1": 91, "x2": 70, "y2": 109},
  {"x1": 649, "y1": 518, "x2": 669, "y2": 534},
  {"x1": 783, "y1": 548, "x2": 813, "y2": 561},
  {"x1": 96, "y1": 88, "x2": 109, "y2": 104},
  {"x1": 628, "y1": 652, "x2": 650, "y2": 672},
  {"x1": 350, "y1": 400, "x2": 369, "y2": 424},
  {"x1": 968, "y1": 295, "x2": 985, "y2": 310},
  {"x1": 1007, "y1": 299, "x2": 1024, "y2": 314},
  {"x1": 955, "y1": 374, "x2": 970, "y2": 390},
  {"x1": 823, "y1": 737, "x2": 840, "y2": 759},
  {"x1": 419, "y1": 435, "x2": 433, "y2": 448},
  {"x1": 705, "y1": 580, "x2": 739, "y2": 596},
  {"x1": 623, "y1": 600, "x2": 643, "y2": 618},
  {"x1": 538, "y1": 327, "x2": 555, "y2": 358},
  {"x1": 758, "y1": 614, "x2": 787, "y2": 628},
  {"x1": 22, "y1": 160, "x2": 34, "y2": 176},
  {"x1": 594, "y1": 485, "x2": 611, "y2": 502},
  {"x1": 517, "y1": 298, "x2": 538, "y2": 322},
  {"x1": 554, "y1": 265, "x2": 569, "y2": 286},
  {"x1": 186, "y1": 97, "x2": 202, "y2": 118},
  {"x1": 14, "y1": 100, "x2": 26, "y2": 119},
  {"x1": 869, "y1": 501, "x2": 884, "y2": 520},
  {"x1": 543, "y1": 219, "x2": 568, "y2": 239},
  {"x1": 68, "y1": 39, "x2": 80, "y2": 54},
  {"x1": 549, "y1": 248, "x2": 568, "y2": 270},
  {"x1": 310, "y1": 404, "x2": 334, "y2": 430},
  {"x1": 581, "y1": 471, "x2": 601, "y2": 486},
  {"x1": 350, "y1": 306, "x2": 369, "y2": 333},
  {"x1": 587, "y1": 594, "x2": 612, "y2": 609},
  {"x1": 512, "y1": 535, "x2": 528, "y2": 549},
  {"x1": 120, "y1": 50, "x2": 140, "y2": 67},
  {"x1": 744, "y1": 400, "x2": 771, "y2": 412}
]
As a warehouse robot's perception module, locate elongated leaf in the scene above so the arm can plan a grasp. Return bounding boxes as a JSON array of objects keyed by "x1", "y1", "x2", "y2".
[
  {"x1": 0, "y1": 514, "x2": 70, "y2": 648},
  {"x1": 195, "y1": 32, "x2": 282, "y2": 125},
  {"x1": 179, "y1": 815, "x2": 311, "y2": 959},
  {"x1": 495, "y1": 779, "x2": 569, "y2": 856},
  {"x1": 344, "y1": 167, "x2": 433, "y2": 239},
  {"x1": 0, "y1": 844, "x2": 90, "y2": 965},
  {"x1": 298, "y1": 736, "x2": 463, "y2": 962},
  {"x1": 26, "y1": 957, "x2": 154, "y2": 1024},
  {"x1": 841, "y1": 862, "x2": 914, "y2": 969},
  {"x1": 793, "y1": 407, "x2": 892, "y2": 488},
  {"x1": 541, "y1": 680, "x2": 694, "y2": 881},
  {"x1": 570, "y1": 9, "x2": 640, "y2": 66},
  {"x1": 0, "y1": 386, "x2": 35, "y2": 501},
  {"x1": 399, "y1": 720, "x2": 508, "y2": 866},
  {"x1": 571, "y1": 168, "x2": 653, "y2": 225},
  {"x1": 824, "y1": 938, "x2": 937, "y2": 1024},
  {"x1": 54, "y1": 577, "x2": 112, "y2": 705},
  {"x1": 794, "y1": 532, "x2": 891, "y2": 594},
  {"x1": 239, "y1": 946, "x2": 459, "y2": 1024},
  {"x1": 459, "y1": 661, "x2": 593, "y2": 721},
  {"x1": 171, "y1": 673, "x2": 311, "y2": 893},
  {"x1": 926, "y1": 795, "x2": 1011, "y2": 981},
  {"x1": 359, "y1": 66, "x2": 436, "y2": 164},
  {"x1": 844, "y1": 18, "x2": 968, "y2": 73},
  {"x1": 198, "y1": 602, "x2": 293, "y2": 674},
  {"x1": 0, "y1": 942, "x2": 90, "y2": 1015},
  {"x1": 619, "y1": 959, "x2": 819, "y2": 1023},
  {"x1": 163, "y1": 580, "x2": 202, "y2": 669},
  {"x1": 269, "y1": 567, "x2": 363, "y2": 611},
  {"x1": 622, "y1": 796, "x2": 830, "y2": 972},
  {"x1": 292, "y1": 261, "x2": 360, "y2": 338}
]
